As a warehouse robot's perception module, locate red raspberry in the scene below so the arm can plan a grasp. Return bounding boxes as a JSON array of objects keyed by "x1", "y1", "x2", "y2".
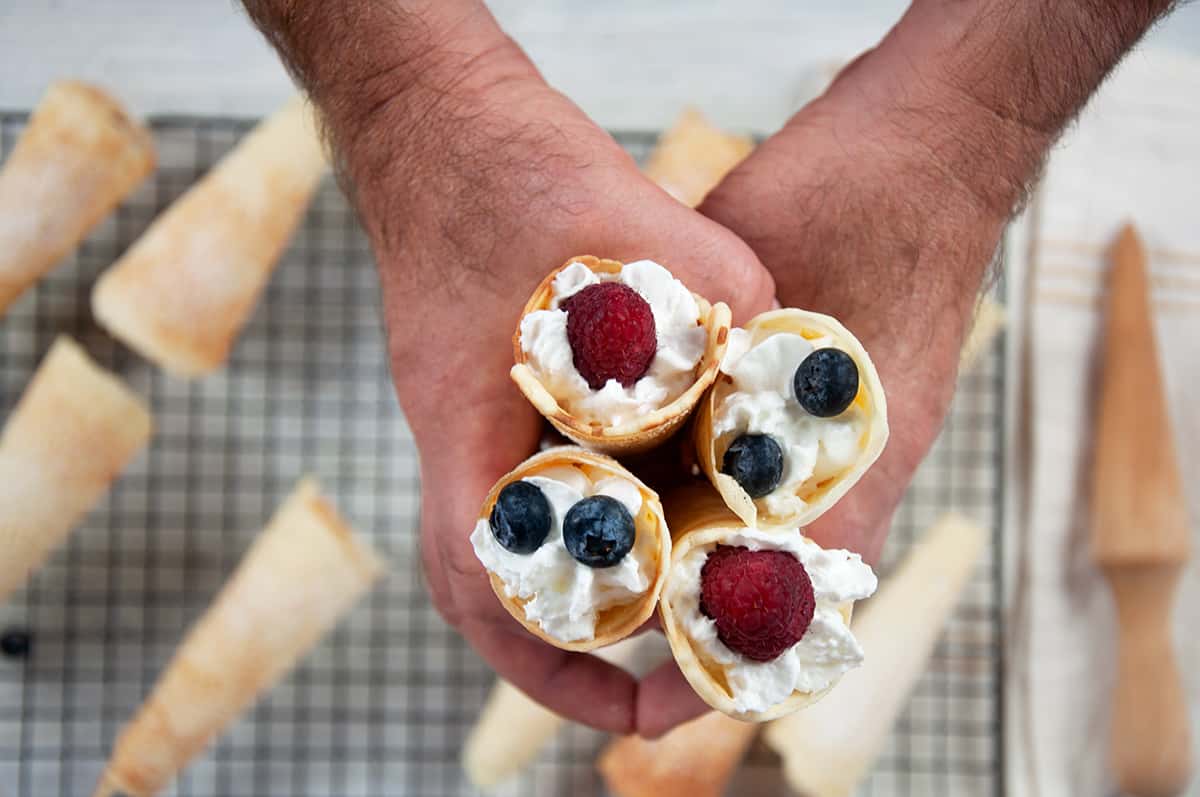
[
  {"x1": 562, "y1": 282, "x2": 657, "y2": 389},
  {"x1": 699, "y1": 545, "x2": 815, "y2": 662}
]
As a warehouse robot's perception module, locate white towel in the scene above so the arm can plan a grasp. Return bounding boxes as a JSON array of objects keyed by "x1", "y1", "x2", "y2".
[{"x1": 1008, "y1": 47, "x2": 1200, "y2": 797}]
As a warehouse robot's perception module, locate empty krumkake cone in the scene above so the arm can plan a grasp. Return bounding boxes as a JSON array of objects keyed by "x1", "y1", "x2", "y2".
[
  {"x1": 92, "y1": 95, "x2": 327, "y2": 376},
  {"x1": 0, "y1": 81, "x2": 155, "y2": 315},
  {"x1": 462, "y1": 635, "x2": 652, "y2": 788},
  {"x1": 93, "y1": 479, "x2": 384, "y2": 797},
  {"x1": 597, "y1": 710, "x2": 758, "y2": 797},
  {"x1": 642, "y1": 108, "x2": 753, "y2": 209},
  {"x1": 0, "y1": 337, "x2": 152, "y2": 605},
  {"x1": 1090, "y1": 223, "x2": 1192, "y2": 797},
  {"x1": 763, "y1": 512, "x2": 988, "y2": 797}
]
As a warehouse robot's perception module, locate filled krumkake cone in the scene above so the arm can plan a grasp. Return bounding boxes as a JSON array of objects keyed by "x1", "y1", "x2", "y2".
[
  {"x1": 0, "y1": 81, "x2": 155, "y2": 315},
  {"x1": 510, "y1": 255, "x2": 731, "y2": 456},
  {"x1": 658, "y1": 483, "x2": 877, "y2": 722},
  {"x1": 694, "y1": 308, "x2": 888, "y2": 530},
  {"x1": 470, "y1": 447, "x2": 670, "y2": 652}
]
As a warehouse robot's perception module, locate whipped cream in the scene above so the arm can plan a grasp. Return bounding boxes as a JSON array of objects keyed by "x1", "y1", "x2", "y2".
[
  {"x1": 665, "y1": 528, "x2": 877, "y2": 713},
  {"x1": 519, "y1": 260, "x2": 707, "y2": 426},
  {"x1": 470, "y1": 466, "x2": 654, "y2": 642},
  {"x1": 715, "y1": 330, "x2": 865, "y2": 517}
]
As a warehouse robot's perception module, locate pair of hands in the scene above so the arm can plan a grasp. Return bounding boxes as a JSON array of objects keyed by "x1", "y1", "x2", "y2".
[
  {"x1": 335, "y1": 33, "x2": 1008, "y2": 738},
  {"x1": 240, "y1": 0, "x2": 1174, "y2": 746}
]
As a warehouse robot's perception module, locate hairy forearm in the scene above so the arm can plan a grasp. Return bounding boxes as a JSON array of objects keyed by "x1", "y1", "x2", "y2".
[
  {"x1": 241, "y1": 1, "x2": 546, "y2": 231},
  {"x1": 869, "y1": 0, "x2": 1175, "y2": 218}
]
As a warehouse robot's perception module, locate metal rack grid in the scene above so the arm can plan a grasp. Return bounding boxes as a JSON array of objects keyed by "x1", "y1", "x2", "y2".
[{"x1": 0, "y1": 114, "x2": 1004, "y2": 796}]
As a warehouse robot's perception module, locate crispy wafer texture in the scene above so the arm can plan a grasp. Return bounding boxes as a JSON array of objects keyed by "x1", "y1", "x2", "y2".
[
  {"x1": 477, "y1": 447, "x2": 670, "y2": 652},
  {"x1": 694, "y1": 308, "x2": 888, "y2": 530},
  {"x1": 511, "y1": 256, "x2": 730, "y2": 456},
  {"x1": 0, "y1": 337, "x2": 152, "y2": 605},
  {"x1": 657, "y1": 483, "x2": 855, "y2": 721},
  {"x1": 93, "y1": 479, "x2": 384, "y2": 797},
  {"x1": 91, "y1": 96, "x2": 327, "y2": 376},
  {"x1": 0, "y1": 81, "x2": 155, "y2": 315},
  {"x1": 643, "y1": 108, "x2": 753, "y2": 208},
  {"x1": 597, "y1": 710, "x2": 757, "y2": 797}
]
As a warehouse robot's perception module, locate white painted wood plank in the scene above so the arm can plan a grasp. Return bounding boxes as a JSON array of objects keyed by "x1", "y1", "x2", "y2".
[{"x1": 3, "y1": 1, "x2": 1197, "y2": 130}]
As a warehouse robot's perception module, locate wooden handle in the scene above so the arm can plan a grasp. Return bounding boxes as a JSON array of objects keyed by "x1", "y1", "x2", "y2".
[{"x1": 1106, "y1": 564, "x2": 1193, "y2": 797}]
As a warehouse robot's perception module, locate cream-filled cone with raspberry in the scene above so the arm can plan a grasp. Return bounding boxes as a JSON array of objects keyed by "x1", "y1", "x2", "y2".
[
  {"x1": 659, "y1": 484, "x2": 877, "y2": 722},
  {"x1": 511, "y1": 256, "x2": 731, "y2": 456},
  {"x1": 695, "y1": 308, "x2": 888, "y2": 531},
  {"x1": 470, "y1": 447, "x2": 670, "y2": 652}
]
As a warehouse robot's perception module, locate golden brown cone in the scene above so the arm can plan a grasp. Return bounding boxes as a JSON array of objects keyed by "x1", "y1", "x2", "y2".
[
  {"x1": 642, "y1": 108, "x2": 753, "y2": 208},
  {"x1": 91, "y1": 96, "x2": 327, "y2": 376},
  {"x1": 93, "y1": 479, "x2": 384, "y2": 796},
  {"x1": 597, "y1": 710, "x2": 757, "y2": 797},
  {"x1": 511, "y1": 256, "x2": 730, "y2": 456},
  {"x1": 477, "y1": 447, "x2": 670, "y2": 652},
  {"x1": 694, "y1": 308, "x2": 888, "y2": 530},
  {"x1": 0, "y1": 337, "x2": 152, "y2": 605},
  {"x1": 0, "y1": 81, "x2": 155, "y2": 315},
  {"x1": 657, "y1": 483, "x2": 853, "y2": 721}
]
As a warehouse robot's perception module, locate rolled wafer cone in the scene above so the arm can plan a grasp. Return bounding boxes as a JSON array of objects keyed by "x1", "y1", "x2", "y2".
[
  {"x1": 0, "y1": 337, "x2": 151, "y2": 605},
  {"x1": 658, "y1": 483, "x2": 855, "y2": 721},
  {"x1": 960, "y1": 295, "x2": 1006, "y2": 371},
  {"x1": 91, "y1": 95, "x2": 327, "y2": 376},
  {"x1": 762, "y1": 513, "x2": 986, "y2": 797},
  {"x1": 695, "y1": 308, "x2": 888, "y2": 530},
  {"x1": 597, "y1": 709, "x2": 758, "y2": 797},
  {"x1": 477, "y1": 447, "x2": 670, "y2": 652},
  {"x1": 511, "y1": 256, "x2": 731, "y2": 456},
  {"x1": 0, "y1": 81, "x2": 155, "y2": 315},
  {"x1": 92, "y1": 479, "x2": 384, "y2": 797},
  {"x1": 462, "y1": 635, "x2": 650, "y2": 788},
  {"x1": 642, "y1": 108, "x2": 754, "y2": 209}
]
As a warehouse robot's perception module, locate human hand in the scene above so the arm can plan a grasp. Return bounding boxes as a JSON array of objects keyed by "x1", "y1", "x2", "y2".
[
  {"x1": 274, "y1": 14, "x2": 774, "y2": 735},
  {"x1": 698, "y1": 0, "x2": 1173, "y2": 565}
]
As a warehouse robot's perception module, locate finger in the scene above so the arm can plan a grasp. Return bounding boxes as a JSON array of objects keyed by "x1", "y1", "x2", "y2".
[
  {"x1": 635, "y1": 656, "x2": 710, "y2": 738},
  {"x1": 463, "y1": 617, "x2": 638, "y2": 734}
]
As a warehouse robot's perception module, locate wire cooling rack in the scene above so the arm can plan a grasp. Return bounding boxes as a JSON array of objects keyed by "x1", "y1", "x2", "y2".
[{"x1": 0, "y1": 114, "x2": 1005, "y2": 797}]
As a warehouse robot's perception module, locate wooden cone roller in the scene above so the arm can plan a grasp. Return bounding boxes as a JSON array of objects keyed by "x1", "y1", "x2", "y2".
[{"x1": 1090, "y1": 224, "x2": 1192, "y2": 797}]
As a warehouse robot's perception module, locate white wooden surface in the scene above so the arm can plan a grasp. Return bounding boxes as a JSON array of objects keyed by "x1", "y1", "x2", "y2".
[{"x1": 1, "y1": 1, "x2": 1198, "y2": 131}]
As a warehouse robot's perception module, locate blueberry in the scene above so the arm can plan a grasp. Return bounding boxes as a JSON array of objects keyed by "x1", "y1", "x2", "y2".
[
  {"x1": 562, "y1": 496, "x2": 636, "y2": 568},
  {"x1": 489, "y1": 481, "x2": 552, "y2": 554},
  {"x1": 793, "y1": 348, "x2": 859, "y2": 417},
  {"x1": 1, "y1": 628, "x2": 32, "y2": 659},
  {"x1": 721, "y1": 433, "x2": 784, "y2": 498}
]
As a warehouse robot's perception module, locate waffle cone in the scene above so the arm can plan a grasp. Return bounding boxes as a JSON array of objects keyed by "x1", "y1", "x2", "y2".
[
  {"x1": 694, "y1": 308, "x2": 888, "y2": 530},
  {"x1": 511, "y1": 256, "x2": 731, "y2": 456},
  {"x1": 91, "y1": 95, "x2": 327, "y2": 376},
  {"x1": 0, "y1": 81, "x2": 155, "y2": 315},
  {"x1": 0, "y1": 337, "x2": 152, "y2": 605},
  {"x1": 478, "y1": 447, "x2": 670, "y2": 652},
  {"x1": 94, "y1": 479, "x2": 384, "y2": 796},
  {"x1": 658, "y1": 483, "x2": 854, "y2": 721}
]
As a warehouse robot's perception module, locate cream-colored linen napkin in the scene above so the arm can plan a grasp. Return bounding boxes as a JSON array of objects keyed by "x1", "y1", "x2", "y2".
[{"x1": 1009, "y1": 47, "x2": 1200, "y2": 797}]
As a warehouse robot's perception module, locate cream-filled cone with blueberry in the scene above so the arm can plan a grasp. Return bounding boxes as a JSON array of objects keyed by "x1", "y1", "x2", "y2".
[
  {"x1": 659, "y1": 484, "x2": 877, "y2": 722},
  {"x1": 511, "y1": 256, "x2": 731, "y2": 456},
  {"x1": 470, "y1": 447, "x2": 670, "y2": 652},
  {"x1": 695, "y1": 308, "x2": 888, "y2": 531}
]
